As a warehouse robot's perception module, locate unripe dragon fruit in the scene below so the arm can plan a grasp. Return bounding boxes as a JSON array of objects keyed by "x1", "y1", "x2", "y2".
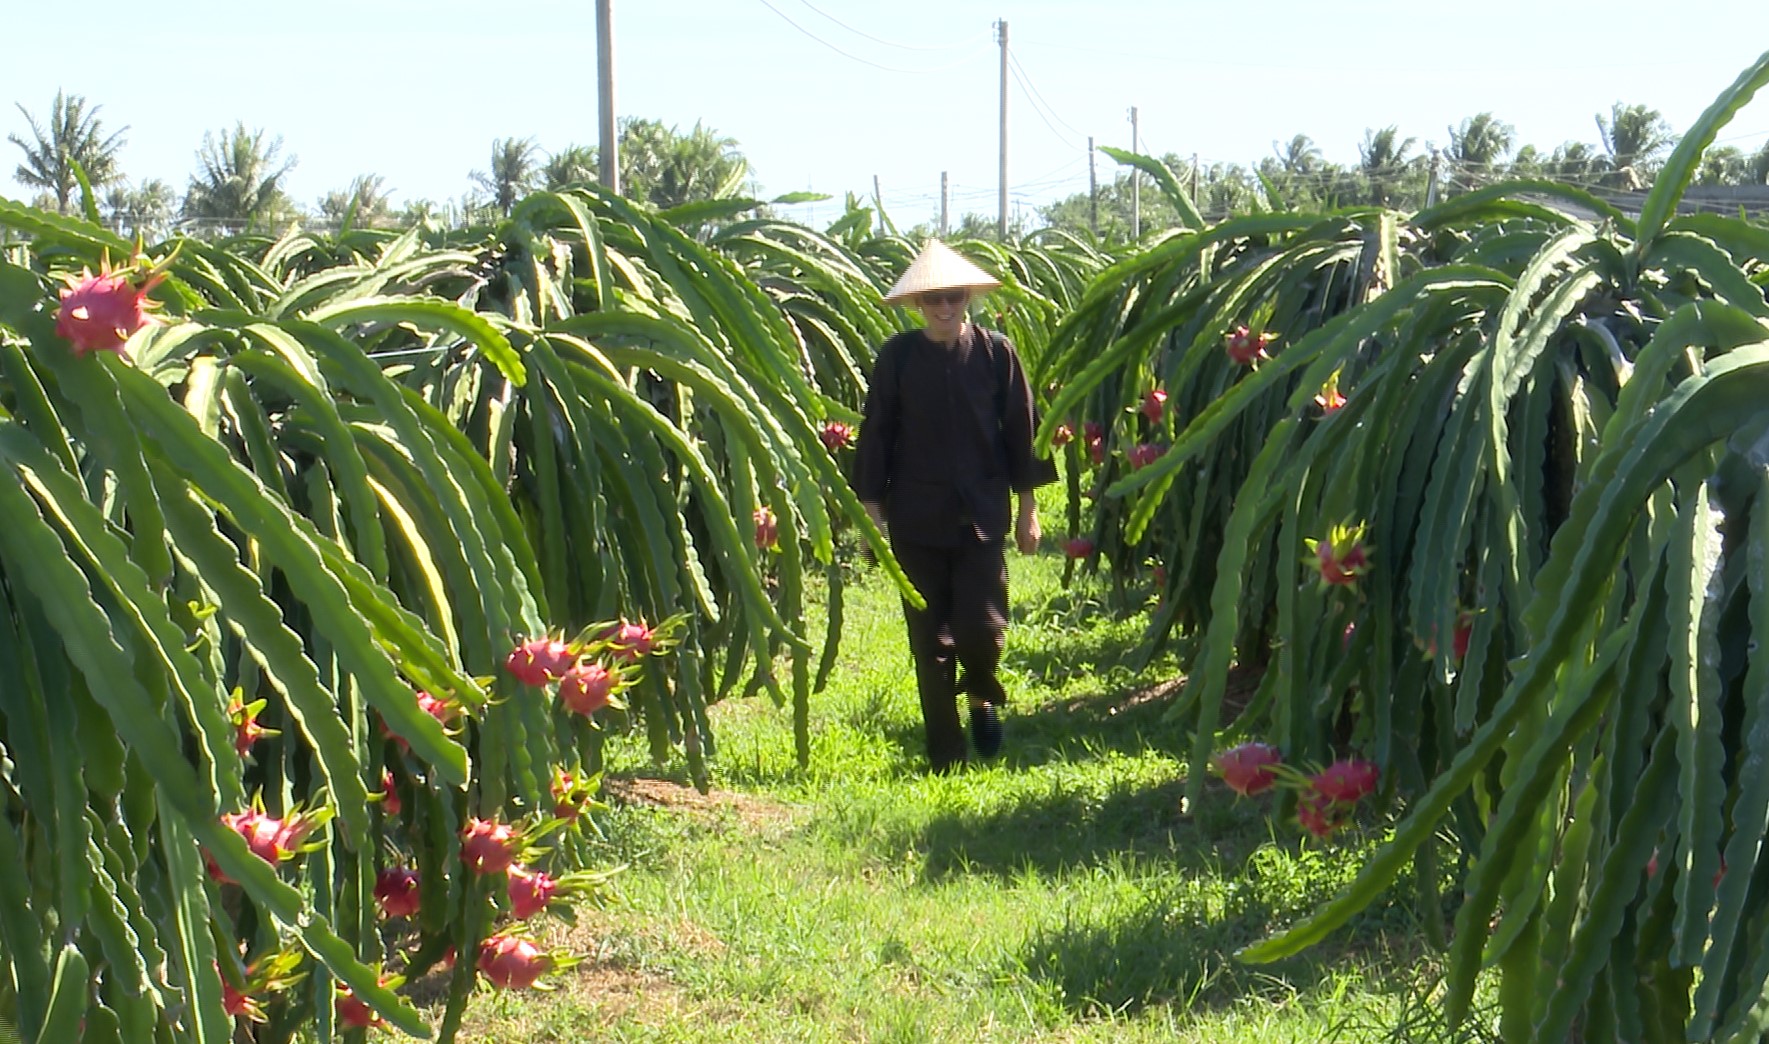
[
  {"x1": 1305, "y1": 522, "x2": 1372, "y2": 588},
  {"x1": 227, "y1": 696, "x2": 274, "y2": 756}
]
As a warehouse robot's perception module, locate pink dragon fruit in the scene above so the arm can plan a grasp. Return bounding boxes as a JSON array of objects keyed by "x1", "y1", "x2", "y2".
[
  {"x1": 55, "y1": 265, "x2": 163, "y2": 357},
  {"x1": 1213, "y1": 742, "x2": 1283, "y2": 797},
  {"x1": 460, "y1": 818, "x2": 519, "y2": 876},
  {"x1": 506, "y1": 865, "x2": 560, "y2": 920}
]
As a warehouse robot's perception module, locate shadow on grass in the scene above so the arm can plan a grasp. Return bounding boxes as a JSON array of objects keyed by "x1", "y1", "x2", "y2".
[
  {"x1": 871, "y1": 670, "x2": 1198, "y2": 775},
  {"x1": 914, "y1": 774, "x2": 1270, "y2": 881},
  {"x1": 1016, "y1": 895, "x2": 1427, "y2": 1023}
]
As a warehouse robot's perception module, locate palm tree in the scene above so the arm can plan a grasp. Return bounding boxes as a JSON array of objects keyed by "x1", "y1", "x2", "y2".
[
  {"x1": 1359, "y1": 126, "x2": 1418, "y2": 206},
  {"x1": 1695, "y1": 146, "x2": 1748, "y2": 186},
  {"x1": 542, "y1": 145, "x2": 598, "y2": 191},
  {"x1": 1510, "y1": 144, "x2": 1544, "y2": 178},
  {"x1": 618, "y1": 119, "x2": 748, "y2": 209},
  {"x1": 9, "y1": 90, "x2": 129, "y2": 213},
  {"x1": 1596, "y1": 103, "x2": 1674, "y2": 189},
  {"x1": 1550, "y1": 141, "x2": 1604, "y2": 182},
  {"x1": 1749, "y1": 140, "x2": 1769, "y2": 185},
  {"x1": 104, "y1": 178, "x2": 175, "y2": 238},
  {"x1": 318, "y1": 174, "x2": 393, "y2": 228},
  {"x1": 1273, "y1": 133, "x2": 1324, "y2": 176},
  {"x1": 470, "y1": 138, "x2": 539, "y2": 217},
  {"x1": 1443, "y1": 113, "x2": 1514, "y2": 170},
  {"x1": 182, "y1": 123, "x2": 297, "y2": 232}
]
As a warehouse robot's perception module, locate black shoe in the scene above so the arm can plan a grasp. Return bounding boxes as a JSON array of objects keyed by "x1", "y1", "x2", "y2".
[{"x1": 970, "y1": 701, "x2": 1003, "y2": 759}]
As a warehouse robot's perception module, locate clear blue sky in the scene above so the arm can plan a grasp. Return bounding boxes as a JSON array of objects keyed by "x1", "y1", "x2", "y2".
[{"x1": 4, "y1": 1, "x2": 1766, "y2": 229}]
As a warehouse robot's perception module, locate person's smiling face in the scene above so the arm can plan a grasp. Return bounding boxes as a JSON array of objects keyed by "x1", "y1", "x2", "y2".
[{"x1": 916, "y1": 289, "x2": 970, "y2": 344}]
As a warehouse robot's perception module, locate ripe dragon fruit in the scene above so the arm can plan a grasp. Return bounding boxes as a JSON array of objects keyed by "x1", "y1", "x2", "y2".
[
  {"x1": 1127, "y1": 442, "x2": 1163, "y2": 470},
  {"x1": 335, "y1": 985, "x2": 384, "y2": 1029},
  {"x1": 380, "y1": 769, "x2": 402, "y2": 817},
  {"x1": 460, "y1": 818, "x2": 520, "y2": 876},
  {"x1": 606, "y1": 619, "x2": 656, "y2": 663},
  {"x1": 373, "y1": 867, "x2": 422, "y2": 919},
  {"x1": 754, "y1": 506, "x2": 779, "y2": 551},
  {"x1": 506, "y1": 865, "x2": 560, "y2": 920},
  {"x1": 1296, "y1": 789, "x2": 1344, "y2": 839},
  {"x1": 1063, "y1": 537, "x2": 1095, "y2": 560},
  {"x1": 1453, "y1": 610, "x2": 1475, "y2": 661},
  {"x1": 1224, "y1": 325, "x2": 1277, "y2": 366},
  {"x1": 558, "y1": 662, "x2": 617, "y2": 718},
  {"x1": 1213, "y1": 742, "x2": 1283, "y2": 797},
  {"x1": 224, "y1": 810, "x2": 314, "y2": 865},
  {"x1": 1051, "y1": 422, "x2": 1075, "y2": 447},
  {"x1": 478, "y1": 934, "x2": 552, "y2": 989},
  {"x1": 55, "y1": 265, "x2": 163, "y2": 357},
  {"x1": 383, "y1": 689, "x2": 461, "y2": 752},
  {"x1": 820, "y1": 420, "x2": 854, "y2": 452},
  {"x1": 1140, "y1": 388, "x2": 1168, "y2": 425},
  {"x1": 504, "y1": 637, "x2": 576, "y2": 687},
  {"x1": 1310, "y1": 758, "x2": 1380, "y2": 803}
]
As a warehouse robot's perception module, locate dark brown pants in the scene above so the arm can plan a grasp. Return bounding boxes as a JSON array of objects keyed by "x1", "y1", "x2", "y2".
[{"x1": 893, "y1": 537, "x2": 1009, "y2": 770}]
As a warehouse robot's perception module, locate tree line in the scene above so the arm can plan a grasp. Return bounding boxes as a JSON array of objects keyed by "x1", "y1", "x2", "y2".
[
  {"x1": 7, "y1": 90, "x2": 751, "y2": 236},
  {"x1": 1037, "y1": 105, "x2": 1769, "y2": 242},
  {"x1": 11, "y1": 90, "x2": 1768, "y2": 244}
]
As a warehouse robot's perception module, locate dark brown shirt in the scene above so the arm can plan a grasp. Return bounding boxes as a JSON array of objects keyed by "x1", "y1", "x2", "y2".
[{"x1": 852, "y1": 323, "x2": 1055, "y2": 547}]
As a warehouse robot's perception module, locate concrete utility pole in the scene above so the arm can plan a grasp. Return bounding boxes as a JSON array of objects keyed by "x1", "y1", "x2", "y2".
[
  {"x1": 1426, "y1": 148, "x2": 1442, "y2": 207},
  {"x1": 873, "y1": 174, "x2": 884, "y2": 234},
  {"x1": 997, "y1": 18, "x2": 1009, "y2": 239},
  {"x1": 940, "y1": 171, "x2": 950, "y2": 236},
  {"x1": 1087, "y1": 136, "x2": 1098, "y2": 238},
  {"x1": 1129, "y1": 106, "x2": 1140, "y2": 239},
  {"x1": 1191, "y1": 152, "x2": 1200, "y2": 205},
  {"x1": 597, "y1": 0, "x2": 619, "y2": 192}
]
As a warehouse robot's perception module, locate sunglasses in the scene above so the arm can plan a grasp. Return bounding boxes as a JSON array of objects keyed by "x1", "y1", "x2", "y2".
[{"x1": 920, "y1": 290, "x2": 968, "y2": 306}]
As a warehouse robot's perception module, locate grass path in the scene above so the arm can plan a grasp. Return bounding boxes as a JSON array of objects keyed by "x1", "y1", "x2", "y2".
[{"x1": 453, "y1": 549, "x2": 1471, "y2": 1042}]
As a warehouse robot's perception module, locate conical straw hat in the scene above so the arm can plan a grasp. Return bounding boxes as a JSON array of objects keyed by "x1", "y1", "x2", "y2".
[{"x1": 882, "y1": 240, "x2": 1002, "y2": 306}]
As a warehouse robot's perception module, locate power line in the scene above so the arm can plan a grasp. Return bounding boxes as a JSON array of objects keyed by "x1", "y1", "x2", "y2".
[
  {"x1": 790, "y1": 0, "x2": 990, "y2": 52},
  {"x1": 1007, "y1": 53, "x2": 1088, "y2": 143},
  {"x1": 1007, "y1": 62, "x2": 1084, "y2": 150},
  {"x1": 750, "y1": 0, "x2": 990, "y2": 74},
  {"x1": 1017, "y1": 39, "x2": 1728, "y2": 72}
]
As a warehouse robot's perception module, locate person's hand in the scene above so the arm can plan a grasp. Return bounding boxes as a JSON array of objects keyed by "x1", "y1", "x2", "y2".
[
  {"x1": 1015, "y1": 510, "x2": 1041, "y2": 555},
  {"x1": 860, "y1": 502, "x2": 887, "y2": 566}
]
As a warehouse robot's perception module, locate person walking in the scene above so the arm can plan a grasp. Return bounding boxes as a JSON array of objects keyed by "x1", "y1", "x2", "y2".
[{"x1": 851, "y1": 241, "x2": 1055, "y2": 772}]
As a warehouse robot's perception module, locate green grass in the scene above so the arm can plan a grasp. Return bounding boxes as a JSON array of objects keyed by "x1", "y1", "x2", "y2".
[{"x1": 448, "y1": 536, "x2": 1494, "y2": 1042}]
